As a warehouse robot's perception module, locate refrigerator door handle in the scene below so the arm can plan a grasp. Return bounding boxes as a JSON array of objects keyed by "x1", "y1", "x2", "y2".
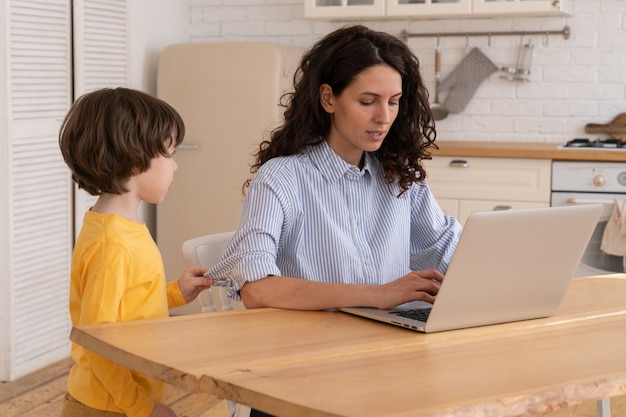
[{"x1": 177, "y1": 143, "x2": 199, "y2": 150}]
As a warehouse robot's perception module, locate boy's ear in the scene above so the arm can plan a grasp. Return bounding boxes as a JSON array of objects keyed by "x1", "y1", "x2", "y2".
[{"x1": 319, "y1": 84, "x2": 334, "y2": 113}]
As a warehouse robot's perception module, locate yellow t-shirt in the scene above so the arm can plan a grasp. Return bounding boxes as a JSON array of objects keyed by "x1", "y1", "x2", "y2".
[{"x1": 67, "y1": 211, "x2": 186, "y2": 417}]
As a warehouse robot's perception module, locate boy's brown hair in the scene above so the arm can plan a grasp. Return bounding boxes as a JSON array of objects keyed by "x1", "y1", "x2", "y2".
[{"x1": 59, "y1": 87, "x2": 185, "y2": 196}]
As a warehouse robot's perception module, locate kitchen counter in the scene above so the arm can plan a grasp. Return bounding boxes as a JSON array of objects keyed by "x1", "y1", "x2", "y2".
[{"x1": 432, "y1": 141, "x2": 626, "y2": 162}]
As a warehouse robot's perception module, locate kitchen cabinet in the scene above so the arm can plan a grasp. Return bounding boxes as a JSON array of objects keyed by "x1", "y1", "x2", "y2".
[
  {"x1": 304, "y1": 0, "x2": 568, "y2": 19},
  {"x1": 388, "y1": 0, "x2": 472, "y2": 18},
  {"x1": 304, "y1": 0, "x2": 385, "y2": 19},
  {"x1": 471, "y1": 0, "x2": 570, "y2": 16},
  {"x1": 424, "y1": 156, "x2": 551, "y2": 225}
]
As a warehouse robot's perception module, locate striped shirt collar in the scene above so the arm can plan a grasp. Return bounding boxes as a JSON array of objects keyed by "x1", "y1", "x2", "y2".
[{"x1": 307, "y1": 140, "x2": 373, "y2": 184}]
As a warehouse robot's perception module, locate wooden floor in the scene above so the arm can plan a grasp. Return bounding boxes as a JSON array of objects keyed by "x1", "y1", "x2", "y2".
[
  {"x1": 1, "y1": 357, "x2": 624, "y2": 417},
  {"x1": 0, "y1": 357, "x2": 228, "y2": 417}
]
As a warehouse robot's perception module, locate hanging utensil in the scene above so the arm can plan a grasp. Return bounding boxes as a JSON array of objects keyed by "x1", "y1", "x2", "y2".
[
  {"x1": 501, "y1": 37, "x2": 533, "y2": 82},
  {"x1": 431, "y1": 46, "x2": 448, "y2": 121}
]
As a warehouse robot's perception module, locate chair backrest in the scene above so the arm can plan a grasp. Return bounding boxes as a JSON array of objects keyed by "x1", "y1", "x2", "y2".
[{"x1": 182, "y1": 231, "x2": 237, "y2": 312}]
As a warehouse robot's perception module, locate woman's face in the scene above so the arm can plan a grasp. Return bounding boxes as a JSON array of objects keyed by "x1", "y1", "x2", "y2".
[{"x1": 320, "y1": 64, "x2": 402, "y2": 167}]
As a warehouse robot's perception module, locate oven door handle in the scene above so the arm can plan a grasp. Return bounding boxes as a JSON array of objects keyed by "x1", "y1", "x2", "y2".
[{"x1": 565, "y1": 198, "x2": 616, "y2": 205}]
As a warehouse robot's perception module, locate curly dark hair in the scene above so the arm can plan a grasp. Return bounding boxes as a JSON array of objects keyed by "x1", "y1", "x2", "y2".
[
  {"x1": 59, "y1": 87, "x2": 185, "y2": 196},
  {"x1": 249, "y1": 24, "x2": 437, "y2": 195}
]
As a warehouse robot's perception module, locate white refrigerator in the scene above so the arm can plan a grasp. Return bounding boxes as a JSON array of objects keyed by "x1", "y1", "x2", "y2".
[{"x1": 156, "y1": 42, "x2": 303, "y2": 314}]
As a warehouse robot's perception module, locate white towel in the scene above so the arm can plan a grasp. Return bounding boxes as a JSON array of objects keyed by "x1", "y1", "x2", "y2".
[{"x1": 600, "y1": 200, "x2": 626, "y2": 257}]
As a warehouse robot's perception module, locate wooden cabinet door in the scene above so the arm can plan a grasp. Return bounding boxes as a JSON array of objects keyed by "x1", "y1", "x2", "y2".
[{"x1": 425, "y1": 156, "x2": 551, "y2": 203}]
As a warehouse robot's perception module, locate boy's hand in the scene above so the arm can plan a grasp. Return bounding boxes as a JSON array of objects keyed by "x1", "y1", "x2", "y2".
[{"x1": 177, "y1": 267, "x2": 212, "y2": 303}]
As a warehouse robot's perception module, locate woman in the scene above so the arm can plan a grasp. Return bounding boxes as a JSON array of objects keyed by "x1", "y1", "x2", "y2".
[{"x1": 209, "y1": 24, "x2": 461, "y2": 312}]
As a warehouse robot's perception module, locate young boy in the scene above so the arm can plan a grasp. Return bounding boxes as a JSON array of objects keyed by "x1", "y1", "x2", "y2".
[{"x1": 59, "y1": 87, "x2": 213, "y2": 417}]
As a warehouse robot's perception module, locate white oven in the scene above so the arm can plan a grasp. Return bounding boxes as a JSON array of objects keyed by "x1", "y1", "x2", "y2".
[{"x1": 551, "y1": 161, "x2": 626, "y2": 275}]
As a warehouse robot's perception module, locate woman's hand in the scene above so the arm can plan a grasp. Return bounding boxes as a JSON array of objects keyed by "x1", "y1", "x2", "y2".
[
  {"x1": 375, "y1": 269, "x2": 444, "y2": 310},
  {"x1": 176, "y1": 266, "x2": 211, "y2": 303}
]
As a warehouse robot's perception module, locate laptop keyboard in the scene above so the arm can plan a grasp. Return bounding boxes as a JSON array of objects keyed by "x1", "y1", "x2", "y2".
[{"x1": 390, "y1": 307, "x2": 432, "y2": 322}]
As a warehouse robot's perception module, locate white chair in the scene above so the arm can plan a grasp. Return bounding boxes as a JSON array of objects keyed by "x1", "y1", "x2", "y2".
[
  {"x1": 182, "y1": 231, "x2": 240, "y2": 312},
  {"x1": 181, "y1": 231, "x2": 250, "y2": 417}
]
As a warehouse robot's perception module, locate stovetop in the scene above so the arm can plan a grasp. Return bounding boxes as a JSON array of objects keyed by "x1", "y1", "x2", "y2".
[{"x1": 561, "y1": 138, "x2": 626, "y2": 150}]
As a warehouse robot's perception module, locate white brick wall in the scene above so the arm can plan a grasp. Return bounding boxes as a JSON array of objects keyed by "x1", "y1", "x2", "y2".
[{"x1": 188, "y1": 0, "x2": 626, "y2": 145}]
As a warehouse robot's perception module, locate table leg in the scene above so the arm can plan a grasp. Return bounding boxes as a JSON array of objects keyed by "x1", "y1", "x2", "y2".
[{"x1": 597, "y1": 398, "x2": 611, "y2": 417}]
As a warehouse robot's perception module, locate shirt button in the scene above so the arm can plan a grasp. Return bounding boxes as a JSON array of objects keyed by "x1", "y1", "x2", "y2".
[{"x1": 365, "y1": 259, "x2": 371, "y2": 265}]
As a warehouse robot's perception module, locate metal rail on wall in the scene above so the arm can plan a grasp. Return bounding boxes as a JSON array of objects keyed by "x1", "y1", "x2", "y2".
[{"x1": 400, "y1": 25, "x2": 570, "y2": 45}]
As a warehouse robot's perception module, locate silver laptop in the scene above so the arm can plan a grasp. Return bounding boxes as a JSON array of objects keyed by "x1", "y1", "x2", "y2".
[{"x1": 339, "y1": 204, "x2": 603, "y2": 333}]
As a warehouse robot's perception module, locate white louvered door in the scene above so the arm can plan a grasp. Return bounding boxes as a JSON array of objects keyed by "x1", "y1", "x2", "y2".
[
  {"x1": 0, "y1": 0, "x2": 129, "y2": 381},
  {"x1": 0, "y1": 0, "x2": 73, "y2": 381},
  {"x1": 72, "y1": 0, "x2": 129, "y2": 236}
]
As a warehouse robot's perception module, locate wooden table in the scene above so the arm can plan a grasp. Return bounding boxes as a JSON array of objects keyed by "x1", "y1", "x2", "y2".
[{"x1": 71, "y1": 275, "x2": 626, "y2": 417}]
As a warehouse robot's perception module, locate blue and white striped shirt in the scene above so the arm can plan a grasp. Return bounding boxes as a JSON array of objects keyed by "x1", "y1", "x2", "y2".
[{"x1": 209, "y1": 141, "x2": 462, "y2": 300}]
